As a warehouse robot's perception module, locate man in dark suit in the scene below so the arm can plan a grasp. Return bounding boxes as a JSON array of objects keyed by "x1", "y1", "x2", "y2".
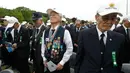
[
  {"x1": 0, "y1": 26, "x2": 5, "y2": 69},
  {"x1": 75, "y1": 4, "x2": 125, "y2": 73},
  {"x1": 114, "y1": 16, "x2": 130, "y2": 63},
  {"x1": 9, "y1": 17, "x2": 30, "y2": 73},
  {"x1": 31, "y1": 12, "x2": 46, "y2": 73},
  {"x1": 71, "y1": 19, "x2": 86, "y2": 52}
]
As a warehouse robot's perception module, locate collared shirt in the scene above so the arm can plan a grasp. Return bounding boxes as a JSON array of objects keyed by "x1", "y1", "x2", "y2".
[
  {"x1": 41, "y1": 24, "x2": 73, "y2": 66},
  {"x1": 110, "y1": 24, "x2": 121, "y2": 31},
  {"x1": 122, "y1": 24, "x2": 130, "y2": 34},
  {"x1": 36, "y1": 24, "x2": 44, "y2": 33},
  {"x1": 96, "y1": 26, "x2": 107, "y2": 45},
  {"x1": 17, "y1": 25, "x2": 21, "y2": 33},
  {"x1": 11, "y1": 25, "x2": 22, "y2": 40}
]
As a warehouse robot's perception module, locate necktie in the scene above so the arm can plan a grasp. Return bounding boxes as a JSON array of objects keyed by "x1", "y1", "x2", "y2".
[
  {"x1": 100, "y1": 33, "x2": 105, "y2": 67},
  {"x1": 36, "y1": 29, "x2": 39, "y2": 34},
  {"x1": 77, "y1": 27, "x2": 80, "y2": 32},
  {"x1": 14, "y1": 29, "x2": 18, "y2": 42},
  {"x1": 51, "y1": 29, "x2": 55, "y2": 35},
  {"x1": 100, "y1": 33, "x2": 105, "y2": 52},
  {"x1": 126, "y1": 29, "x2": 129, "y2": 40}
]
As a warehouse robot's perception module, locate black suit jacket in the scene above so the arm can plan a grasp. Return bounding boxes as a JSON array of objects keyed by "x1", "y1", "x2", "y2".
[
  {"x1": 10, "y1": 26, "x2": 30, "y2": 59},
  {"x1": 31, "y1": 25, "x2": 46, "y2": 63},
  {"x1": 71, "y1": 26, "x2": 84, "y2": 52},
  {"x1": 114, "y1": 26, "x2": 130, "y2": 63},
  {"x1": 75, "y1": 27, "x2": 125, "y2": 73}
]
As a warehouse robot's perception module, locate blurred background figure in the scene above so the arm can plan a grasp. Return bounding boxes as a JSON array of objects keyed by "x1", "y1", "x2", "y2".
[
  {"x1": 110, "y1": 17, "x2": 121, "y2": 31},
  {"x1": 114, "y1": 16, "x2": 130, "y2": 63},
  {"x1": 31, "y1": 12, "x2": 46, "y2": 73}
]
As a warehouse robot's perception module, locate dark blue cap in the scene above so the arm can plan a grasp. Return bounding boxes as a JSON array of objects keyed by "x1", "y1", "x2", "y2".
[{"x1": 32, "y1": 12, "x2": 42, "y2": 20}]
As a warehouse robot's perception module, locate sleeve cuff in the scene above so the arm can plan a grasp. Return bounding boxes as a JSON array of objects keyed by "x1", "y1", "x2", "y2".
[
  {"x1": 59, "y1": 60, "x2": 65, "y2": 66},
  {"x1": 43, "y1": 57, "x2": 47, "y2": 62}
]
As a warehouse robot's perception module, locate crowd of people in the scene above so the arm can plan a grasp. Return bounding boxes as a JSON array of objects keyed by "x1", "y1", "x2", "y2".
[{"x1": 0, "y1": 3, "x2": 130, "y2": 73}]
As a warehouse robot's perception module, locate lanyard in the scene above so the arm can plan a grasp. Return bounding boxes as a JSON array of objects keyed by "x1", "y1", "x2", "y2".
[
  {"x1": 48, "y1": 26, "x2": 59, "y2": 42},
  {"x1": 112, "y1": 51, "x2": 117, "y2": 67}
]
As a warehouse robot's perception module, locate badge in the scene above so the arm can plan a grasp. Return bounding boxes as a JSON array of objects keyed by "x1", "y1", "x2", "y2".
[
  {"x1": 112, "y1": 51, "x2": 117, "y2": 67},
  {"x1": 20, "y1": 36, "x2": 22, "y2": 42},
  {"x1": 46, "y1": 38, "x2": 49, "y2": 42},
  {"x1": 40, "y1": 37, "x2": 42, "y2": 44}
]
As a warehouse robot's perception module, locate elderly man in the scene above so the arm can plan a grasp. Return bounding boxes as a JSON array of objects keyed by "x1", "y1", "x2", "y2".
[
  {"x1": 9, "y1": 17, "x2": 30, "y2": 73},
  {"x1": 75, "y1": 4, "x2": 125, "y2": 73},
  {"x1": 31, "y1": 12, "x2": 46, "y2": 73},
  {"x1": 41, "y1": 9, "x2": 73, "y2": 73}
]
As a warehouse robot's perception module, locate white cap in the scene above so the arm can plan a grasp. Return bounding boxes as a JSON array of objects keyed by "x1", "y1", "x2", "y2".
[
  {"x1": 123, "y1": 16, "x2": 130, "y2": 22},
  {"x1": 97, "y1": 3, "x2": 122, "y2": 16},
  {"x1": 21, "y1": 21, "x2": 27, "y2": 25},
  {"x1": 1, "y1": 16, "x2": 10, "y2": 21},
  {"x1": 62, "y1": 18, "x2": 66, "y2": 22},
  {"x1": 46, "y1": 8, "x2": 62, "y2": 17},
  {"x1": 6, "y1": 16, "x2": 19, "y2": 28}
]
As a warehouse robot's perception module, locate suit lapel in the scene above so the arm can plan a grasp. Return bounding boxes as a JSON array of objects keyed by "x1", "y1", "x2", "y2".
[
  {"x1": 11, "y1": 29, "x2": 14, "y2": 40},
  {"x1": 89, "y1": 27, "x2": 101, "y2": 66},
  {"x1": 105, "y1": 31, "x2": 113, "y2": 50}
]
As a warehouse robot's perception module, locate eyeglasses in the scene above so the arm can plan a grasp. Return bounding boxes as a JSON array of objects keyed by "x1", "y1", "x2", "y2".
[{"x1": 101, "y1": 14, "x2": 117, "y2": 21}]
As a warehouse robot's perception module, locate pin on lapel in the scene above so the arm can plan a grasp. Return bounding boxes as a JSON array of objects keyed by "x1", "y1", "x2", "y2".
[{"x1": 110, "y1": 38, "x2": 112, "y2": 41}]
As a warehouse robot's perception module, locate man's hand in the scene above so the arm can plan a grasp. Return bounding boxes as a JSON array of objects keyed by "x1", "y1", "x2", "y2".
[
  {"x1": 12, "y1": 43, "x2": 17, "y2": 49},
  {"x1": 74, "y1": 43, "x2": 78, "y2": 47},
  {"x1": 56, "y1": 63, "x2": 63, "y2": 70},
  {"x1": 0, "y1": 44, "x2": 3, "y2": 48},
  {"x1": 44, "y1": 61, "x2": 48, "y2": 67}
]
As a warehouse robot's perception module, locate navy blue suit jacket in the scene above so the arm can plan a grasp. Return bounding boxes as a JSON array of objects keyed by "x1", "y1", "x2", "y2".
[{"x1": 75, "y1": 27, "x2": 125, "y2": 73}]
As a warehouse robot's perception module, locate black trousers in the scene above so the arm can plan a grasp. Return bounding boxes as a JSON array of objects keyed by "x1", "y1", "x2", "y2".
[
  {"x1": 33, "y1": 58, "x2": 44, "y2": 73},
  {"x1": 45, "y1": 62, "x2": 70, "y2": 73},
  {"x1": 11, "y1": 55, "x2": 30, "y2": 73},
  {"x1": 33, "y1": 50, "x2": 44, "y2": 73},
  {"x1": 1, "y1": 47, "x2": 11, "y2": 65}
]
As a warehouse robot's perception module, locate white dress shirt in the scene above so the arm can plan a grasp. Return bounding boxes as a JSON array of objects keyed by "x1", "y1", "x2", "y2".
[
  {"x1": 41, "y1": 25, "x2": 73, "y2": 66},
  {"x1": 110, "y1": 24, "x2": 121, "y2": 31},
  {"x1": 11, "y1": 25, "x2": 21, "y2": 40},
  {"x1": 96, "y1": 26, "x2": 107, "y2": 45}
]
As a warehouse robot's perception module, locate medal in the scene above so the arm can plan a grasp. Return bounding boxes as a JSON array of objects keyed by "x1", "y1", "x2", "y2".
[
  {"x1": 58, "y1": 37, "x2": 60, "y2": 40},
  {"x1": 55, "y1": 50, "x2": 57, "y2": 53},
  {"x1": 35, "y1": 39, "x2": 37, "y2": 42},
  {"x1": 112, "y1": 51, "x2": 117, "y2": 67},
  {"x1": 60, "y1": 45, "x2": 63, "y2": 51}
]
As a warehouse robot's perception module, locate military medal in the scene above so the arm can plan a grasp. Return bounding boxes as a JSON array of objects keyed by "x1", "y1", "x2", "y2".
[
  {"x1": 112, "y1": 51, "x2": 117, "y2": 67},
  {"x1": 60, "y1": 45, "x2": 63, "y2": 51}
]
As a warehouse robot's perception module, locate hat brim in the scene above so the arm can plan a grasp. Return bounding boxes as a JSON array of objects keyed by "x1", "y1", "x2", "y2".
[
  {"x1": 99, "y1": 9, "x2": 123, "y2": 16},
  {"x1": 47, "y1": 9, "x2": 59, "y2": 15},
  {"x1": 0, "y1": 18, "x2": 8, "y2": 21},
  {"x1": 7, "y1": 23, "x2": 15, "y2": 28},
  {"x1": 128, "y1": 20, "x2": 130, "y2": 22},
  {"x1": 32, "y1": 18, "x2": 42, "y2": 21}
]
